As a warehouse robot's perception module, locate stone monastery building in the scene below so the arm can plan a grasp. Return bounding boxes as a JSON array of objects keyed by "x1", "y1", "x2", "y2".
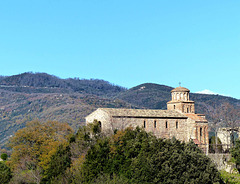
[{"x1": 86, "y1": 86, "x2": 208, "y2": 145}]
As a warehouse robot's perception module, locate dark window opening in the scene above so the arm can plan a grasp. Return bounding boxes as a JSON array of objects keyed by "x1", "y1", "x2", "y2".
[
  {"x1": 154, "y1": 120, "x2": 156, "y2": 128},
  {"x1": 144, "y1": 121, "x2": 146, "y2": 128},
  {"x1": 200, "y1": 127, "x2": 202, "y2": 136},
  {"x1": 187, "y1": 107, "x2": 189, "y2": 113},
  {"x1": 176, "y1": 121, "x2": 178, "y2": 129},
  {"x1": 166, "y1": 121, "x2": 168, "y2": 129},
  {"x1": 174, "y1": 105, "x2": 175, "y2": 109}
]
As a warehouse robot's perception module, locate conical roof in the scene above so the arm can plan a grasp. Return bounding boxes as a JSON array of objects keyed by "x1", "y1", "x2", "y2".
[{"x1": 171, "y1": 86, "x2": 190, "y2": 92}]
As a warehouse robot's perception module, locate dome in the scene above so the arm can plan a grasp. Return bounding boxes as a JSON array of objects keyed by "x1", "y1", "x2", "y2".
[{"x1": 171, "y1": 86, "x2": 190, "y2": 92}]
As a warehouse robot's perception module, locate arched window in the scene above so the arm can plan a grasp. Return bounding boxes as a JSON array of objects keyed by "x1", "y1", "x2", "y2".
[
  {"x1": 98, "y1": 121, "x2": 102, "y2": 128},
  {"x1": 166, "y1": 121, "x2": 168, "y2": 129},
  {"x1": 154, "y1": 120, "x2": 156, "y2": 128},
  {"x1": 176, "y1": 121, "x2": 178, "y2": 129},
  {"x1": 143, "y1": 121, "x2": 146, "y2": 128},
  {"x1": 174, "y1": 105, "x2": 176, "y2": 109}
]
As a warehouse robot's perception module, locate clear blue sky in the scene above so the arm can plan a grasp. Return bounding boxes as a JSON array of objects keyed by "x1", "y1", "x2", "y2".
[{"x1": 0, "y1": 1, "x2": 239, "y2": 99}]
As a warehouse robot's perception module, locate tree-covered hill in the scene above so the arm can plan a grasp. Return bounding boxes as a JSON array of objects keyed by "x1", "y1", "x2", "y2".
[{"x1": 0, "y1": 72, "x2": 126, "y2": 97}]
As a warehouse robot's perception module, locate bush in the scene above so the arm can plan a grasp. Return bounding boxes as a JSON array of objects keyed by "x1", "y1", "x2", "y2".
[{"x1": 1, "y1": 153, "x2": 8, "y2": 161}]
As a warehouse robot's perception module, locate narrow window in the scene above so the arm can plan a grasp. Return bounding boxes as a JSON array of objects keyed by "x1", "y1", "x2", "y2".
[
  {"x1": 143, "y1": 121, "x2": 146, "y2": 128},
  {"x1": 174, "y1": 105, "x2": 175, "y2": 109},
  {"x1": 166, "y1": 121, "x2": 168, "y2": 129},
  {"x1": 200, "y1": 127, "x2": 202, "y2": 137},
  {"x1": 187, "y1": 107, "x2": 189, "y2": 113},
  {"x1": 176, "y1": 121, "x2": 178, "y2": 129},
  {"x1": 154, "y1": 120, "x2": 156, "y2": 128}
]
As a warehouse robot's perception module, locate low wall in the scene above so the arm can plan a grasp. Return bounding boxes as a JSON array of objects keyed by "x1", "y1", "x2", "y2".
[{"x1": 208, "y1": 154, "x2": 236, "y2": 173}]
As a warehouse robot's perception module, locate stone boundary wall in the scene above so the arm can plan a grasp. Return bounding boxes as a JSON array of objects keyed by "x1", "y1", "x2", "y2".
[{"x1": 208, "y1": 154, "x2": 236, "y2": 173}]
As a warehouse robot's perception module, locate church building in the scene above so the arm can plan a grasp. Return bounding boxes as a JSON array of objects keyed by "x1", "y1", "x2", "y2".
[{"x1": 86, "y1": 86, "x2": 208, "y2": 146}]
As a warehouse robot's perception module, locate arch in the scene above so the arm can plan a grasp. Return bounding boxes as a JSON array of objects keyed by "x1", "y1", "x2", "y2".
[
  {"x1": 184, "y1": 93, "x2": 187, "y2": 100},
  {"x1": 177, "y1": 93, "x2": 179, "y2": 100}
]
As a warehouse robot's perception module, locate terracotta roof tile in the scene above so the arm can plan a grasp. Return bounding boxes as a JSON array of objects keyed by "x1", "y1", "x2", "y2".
[{"x1": 184, "y1": 113, "x2": 207, "y2": 122}]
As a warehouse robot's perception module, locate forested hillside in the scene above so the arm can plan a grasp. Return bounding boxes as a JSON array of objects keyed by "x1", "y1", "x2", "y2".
[{"x1": 0, "y1": 72, "x2": 239, "y2": 148}]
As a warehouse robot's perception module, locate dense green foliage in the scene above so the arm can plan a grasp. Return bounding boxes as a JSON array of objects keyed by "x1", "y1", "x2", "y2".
[
  {"x1": 221, "y1": 170, "x2": 240, "y2": 184},
  {"x1": 80, "y1": 128, "x2": 223, "y2": 184},
  {"x1": 1, "y1": 153, "x2": 8, "y2": 161},
  {"x1": 41, "y1": 145, "x2": 72, "y2": 183},
  {"x1": 231, "y1": 140, "x2": 240, "y2": 172},
  {"x1": 0, "y1": 161, "x2": 12, "y2": 183}
]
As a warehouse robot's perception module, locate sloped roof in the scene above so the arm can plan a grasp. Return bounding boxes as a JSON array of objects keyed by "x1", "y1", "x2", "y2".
[
  {"x1": 184, "y1": 113, "x2": 207, "y2": 122},
  {"x1": 171, "y1": 87, "x2": 190, "y2": 92},
  {"x1": 98, "y1": 108, "x2": 187, "y2": 118}
]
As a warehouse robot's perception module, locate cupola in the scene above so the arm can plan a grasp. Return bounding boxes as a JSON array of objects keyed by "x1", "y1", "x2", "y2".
[{"x1": 167, "y1": 86, "x2": 195, "y2": 113}]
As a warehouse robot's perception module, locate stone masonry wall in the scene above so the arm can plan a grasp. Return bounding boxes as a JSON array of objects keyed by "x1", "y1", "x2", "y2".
[{"x1": 110, "y1": 117, "x2": 189, "y2": 142}]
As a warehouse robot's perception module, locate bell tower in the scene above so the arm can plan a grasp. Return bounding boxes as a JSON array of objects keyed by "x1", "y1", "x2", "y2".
[{"x1": 167, "y1": 86, "x2": 195, "y2": 113}]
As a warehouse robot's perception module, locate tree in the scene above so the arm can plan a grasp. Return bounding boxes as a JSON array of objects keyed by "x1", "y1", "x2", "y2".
[
  {"x1": 209, "y1": 136, "x2": 223, "y2": 153},
  {"x1": 1, "y1": 153, "x2": 8, "y2": 161},
  {"x1": 41, "y1": 144, "x2": 72, "y2": 183},
  {"x1": 230, "y1": 139, "x2": 240, "y2": 172},
  {"x1": 0, "y1": 162, "x2": 12, "y2": 184},
  {"x1": 80, "y1": 127, "x2": 223, "y2": 184},
  {"x1": 221, "y1": 102, "x2": 240, "y2": 147},
  {"x1": 8, "y1": 120, "x2": 73, "y2": 184},
  {"x1": 207, "y1": 102, "x2": 240, "y2": 150}
]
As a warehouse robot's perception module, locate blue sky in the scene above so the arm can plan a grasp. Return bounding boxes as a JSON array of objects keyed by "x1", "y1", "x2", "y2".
[{"x1": 0, "y1": 1, "x2": 239, "y2": 99}]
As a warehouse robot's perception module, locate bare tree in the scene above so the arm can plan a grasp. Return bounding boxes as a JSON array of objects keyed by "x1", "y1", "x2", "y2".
[{"x1": 221, "y1": 102, "x2": 240, "y2": 147}]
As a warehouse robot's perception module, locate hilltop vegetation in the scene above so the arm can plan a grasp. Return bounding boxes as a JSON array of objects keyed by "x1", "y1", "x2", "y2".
[
  {"x1": 0, "y1": 72, "x2": 239, "y2": 148},
  {"x1": 0, "y1": 72, "x2": 126, "y2": 97}
]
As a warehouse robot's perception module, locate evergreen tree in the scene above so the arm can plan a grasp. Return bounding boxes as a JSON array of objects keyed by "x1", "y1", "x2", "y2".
[
  {"x1": 41, "y1": 145, "x2": 72, "y2": 183},
  {"x1": 81, "y1": 127, "x2": 223, "y2": 184},
  {"x1": 0, "y1": 162, "x2": 12, "y2": 183},
  {"x1": 231, "y1": 139, "x2": 240, "y2": 172}
]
